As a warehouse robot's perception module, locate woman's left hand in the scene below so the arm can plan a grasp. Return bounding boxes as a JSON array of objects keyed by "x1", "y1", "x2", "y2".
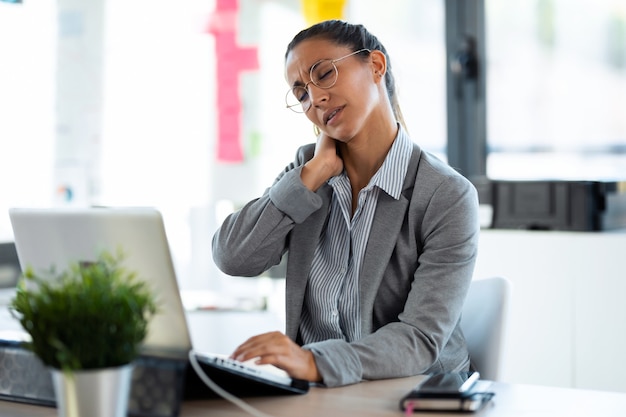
[{"x1": 230, "y1": 331, "x2": 321, "y2": 382}]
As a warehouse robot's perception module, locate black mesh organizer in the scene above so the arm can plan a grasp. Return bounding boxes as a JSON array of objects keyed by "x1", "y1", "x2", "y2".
[{"x1": 0, "y1": 339, "x2": 188, "y2": 417}]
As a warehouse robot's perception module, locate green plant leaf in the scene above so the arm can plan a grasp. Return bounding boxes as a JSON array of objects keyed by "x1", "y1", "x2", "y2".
[{"x1": 9, "y1": 249, "x2": 158, "y2": 371}]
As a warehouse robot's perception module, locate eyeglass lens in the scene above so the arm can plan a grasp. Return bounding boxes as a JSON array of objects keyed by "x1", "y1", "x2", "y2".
[{"x1": 286, "y1": 60, "x2": 339, "y2": 113}]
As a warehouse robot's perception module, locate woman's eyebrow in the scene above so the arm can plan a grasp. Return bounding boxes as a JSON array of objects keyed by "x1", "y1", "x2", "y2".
[{"x1": 290, "y1": 58, "x2": 327, "y2": 88}]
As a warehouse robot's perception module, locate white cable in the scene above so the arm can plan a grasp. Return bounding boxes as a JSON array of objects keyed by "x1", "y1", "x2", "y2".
[{"x1": 187, "y1": 350, "x2": 279, "y2": 417}]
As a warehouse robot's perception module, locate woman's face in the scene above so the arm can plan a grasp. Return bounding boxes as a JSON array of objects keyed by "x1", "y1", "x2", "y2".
[{"x1": 285, "y1": 38, "x2": 383, "y2": 141}]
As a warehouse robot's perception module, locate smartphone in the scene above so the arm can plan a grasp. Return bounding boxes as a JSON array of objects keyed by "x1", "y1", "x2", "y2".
[
  {"x1": 400, "y1": 371, "x2": 494, "y2": 413},
  {"x1": 414, "y1": 371, "x2": 480, "y2": 396}
]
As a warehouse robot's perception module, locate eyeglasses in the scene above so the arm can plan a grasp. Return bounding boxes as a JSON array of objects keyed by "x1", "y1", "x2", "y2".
[{"x1": 285, "y1": 49, "x2": 371, "y2": 113}]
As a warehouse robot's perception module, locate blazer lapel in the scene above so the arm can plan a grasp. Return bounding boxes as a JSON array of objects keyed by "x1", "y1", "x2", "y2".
[
  {"x1": 359, "y1": 144, "x2": 422, "y2": 326},
  {"x1": 284, "y1": 184, "x2": 333, "y2": 340}
]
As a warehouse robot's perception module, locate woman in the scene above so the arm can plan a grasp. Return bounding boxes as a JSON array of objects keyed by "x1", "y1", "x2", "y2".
[{"x1": 212, "y1": 20, "x2": 479, "y2": 388}]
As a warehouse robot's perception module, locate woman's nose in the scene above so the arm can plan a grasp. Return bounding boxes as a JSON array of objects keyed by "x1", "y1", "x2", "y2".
[{"x1": 307, "y1": 83, "x2": 329, "y2": 107}]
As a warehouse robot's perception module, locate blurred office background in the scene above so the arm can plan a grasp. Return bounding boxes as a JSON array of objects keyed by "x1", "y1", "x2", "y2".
[
  {"x1": 2, "y1": 0, "x2": 622, "y2": 286},
  {"x1": 1, "y1": 0, "x2": 625, "y2": 289},
  {"x1": 1, "y1": 0, "x2": 625, "y2": 391}
]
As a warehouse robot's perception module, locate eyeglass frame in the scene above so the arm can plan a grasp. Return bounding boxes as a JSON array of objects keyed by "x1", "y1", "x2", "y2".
[{"x1": 285, "y1": 48, "x2": 372, "y2": 113}]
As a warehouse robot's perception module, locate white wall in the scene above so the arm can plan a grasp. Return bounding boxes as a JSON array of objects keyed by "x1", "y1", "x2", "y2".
[{"x1": 474, "y1": 228, "x2": 626, "y2": 392}]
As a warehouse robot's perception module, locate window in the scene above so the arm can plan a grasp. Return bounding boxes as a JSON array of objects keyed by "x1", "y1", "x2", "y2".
[
  {"x1": 486, "y1": 0, "x2": 626, "y2": 179},
  {"x1": 0, "y1": 1, "x2": 55, "y2": 239}
]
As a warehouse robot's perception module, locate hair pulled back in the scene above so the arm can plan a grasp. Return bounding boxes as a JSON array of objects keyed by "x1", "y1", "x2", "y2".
[{"x1": 285, "y1": 20, "x2": 405, "y2": 129}]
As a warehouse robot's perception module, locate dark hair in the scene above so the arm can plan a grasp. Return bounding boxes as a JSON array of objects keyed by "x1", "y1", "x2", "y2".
[{"x1": 285, "y1": 20, "x2": 406, "y2": 129}]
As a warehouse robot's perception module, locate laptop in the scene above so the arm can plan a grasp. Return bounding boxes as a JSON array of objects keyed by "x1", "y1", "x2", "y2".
[{"x1": 8, "y1": 207, "x2": 309, "y2": 397}]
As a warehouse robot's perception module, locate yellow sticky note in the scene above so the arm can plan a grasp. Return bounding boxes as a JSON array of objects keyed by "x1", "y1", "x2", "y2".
[{"x1": 301, "y1": 0, "x2": 347, "y2": 25}]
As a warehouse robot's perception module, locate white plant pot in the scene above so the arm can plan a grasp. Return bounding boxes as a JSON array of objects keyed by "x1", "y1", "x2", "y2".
[{"x1": 51, "y1": 364, "x2": 133, "y2": 417}]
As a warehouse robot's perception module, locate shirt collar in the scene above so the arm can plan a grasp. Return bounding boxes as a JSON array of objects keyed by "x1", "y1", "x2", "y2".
[{"x1": 371, "y1": 124, "x2": 412, "y2": 199}]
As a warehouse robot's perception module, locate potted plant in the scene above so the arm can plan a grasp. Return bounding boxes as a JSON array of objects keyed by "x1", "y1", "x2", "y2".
[{"x1": 9, "y1": 249, "x2": 157, "y2": 417}]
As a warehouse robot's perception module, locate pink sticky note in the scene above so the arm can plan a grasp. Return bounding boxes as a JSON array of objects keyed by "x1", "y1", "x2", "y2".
[{"x1": 209, "y1": 0, "x2": 259, "y2": 163}]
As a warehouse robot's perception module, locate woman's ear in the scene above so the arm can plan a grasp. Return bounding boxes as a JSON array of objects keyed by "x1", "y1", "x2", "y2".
[{"x1": 370, "y1": 50, "x2": 387, "y2": 80}]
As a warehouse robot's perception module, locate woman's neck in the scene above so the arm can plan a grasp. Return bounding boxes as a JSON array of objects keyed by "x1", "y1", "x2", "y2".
[{"x1": 339, "y1": 118, "x2": 399, "y2": 190}]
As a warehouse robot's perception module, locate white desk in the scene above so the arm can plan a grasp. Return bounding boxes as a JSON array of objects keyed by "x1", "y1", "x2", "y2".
[
  {"x1": 3, "y1": 300, "x2": 626, "y2": 416},
  {"x1": 1, "y1": 376, "x2": 625, "y2": 417}
]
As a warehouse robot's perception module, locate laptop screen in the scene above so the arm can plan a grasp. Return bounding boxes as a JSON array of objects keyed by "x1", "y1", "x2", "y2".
[{"x1": 8, "y1": 207, "x2": 192, "y2": 358}]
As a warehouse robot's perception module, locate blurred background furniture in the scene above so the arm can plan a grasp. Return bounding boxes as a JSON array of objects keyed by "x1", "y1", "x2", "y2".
[{"x1": 461, "y1": 276, "x2": 511, "y2": 381}]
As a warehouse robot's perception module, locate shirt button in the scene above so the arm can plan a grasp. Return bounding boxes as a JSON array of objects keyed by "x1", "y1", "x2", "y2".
[{"x1": 332, "y1": 310, "x2": 338, "y2": 317}]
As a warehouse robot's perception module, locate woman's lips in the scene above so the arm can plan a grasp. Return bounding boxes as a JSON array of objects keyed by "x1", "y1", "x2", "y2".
[{"x1": 324, "y1": 107, "x2": 342, "y2": 125}]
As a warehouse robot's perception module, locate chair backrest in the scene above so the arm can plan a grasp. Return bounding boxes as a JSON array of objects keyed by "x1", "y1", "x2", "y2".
[{"x1": 460, "y1": 276, "x2": 511, "y2": 381}]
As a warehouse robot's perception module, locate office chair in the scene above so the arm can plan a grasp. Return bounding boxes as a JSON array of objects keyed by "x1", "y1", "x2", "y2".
[{"x1": 460, "y1": 276, "x2": 511, "y2": 381}]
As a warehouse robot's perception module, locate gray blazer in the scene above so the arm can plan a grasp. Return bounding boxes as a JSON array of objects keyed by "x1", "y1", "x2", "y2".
[{"x1": 212, "y1": 137, "x2": 480, "y2": 387}]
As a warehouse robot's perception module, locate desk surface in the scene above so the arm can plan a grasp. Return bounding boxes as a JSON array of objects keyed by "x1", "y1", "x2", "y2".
[{"x1": 2, "y1": 376, "x2": 626, "y2": 417}]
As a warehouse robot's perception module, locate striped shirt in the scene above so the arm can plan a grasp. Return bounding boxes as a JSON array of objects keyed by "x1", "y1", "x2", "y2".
[{"x1": 299, "y1": 128, "x2": 413, "y2": 344}]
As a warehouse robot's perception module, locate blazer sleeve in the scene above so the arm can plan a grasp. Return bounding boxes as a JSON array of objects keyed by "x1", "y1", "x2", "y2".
[
  {"x1": 303, "y1": 165, "x2": 480, "y2": 387},
  {"x1": 212, "y1": 144, "x2": 320, "y2": 277}
]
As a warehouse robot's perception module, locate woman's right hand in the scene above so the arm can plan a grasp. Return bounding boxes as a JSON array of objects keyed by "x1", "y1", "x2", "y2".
[{"x1": 301, "y1": 132, "x2": 344, "y2": 191}]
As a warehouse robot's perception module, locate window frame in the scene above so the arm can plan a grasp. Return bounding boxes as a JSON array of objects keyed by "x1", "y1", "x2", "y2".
[{"x1": 445, "y1": 0, "x2": 487, "y2": 180}]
